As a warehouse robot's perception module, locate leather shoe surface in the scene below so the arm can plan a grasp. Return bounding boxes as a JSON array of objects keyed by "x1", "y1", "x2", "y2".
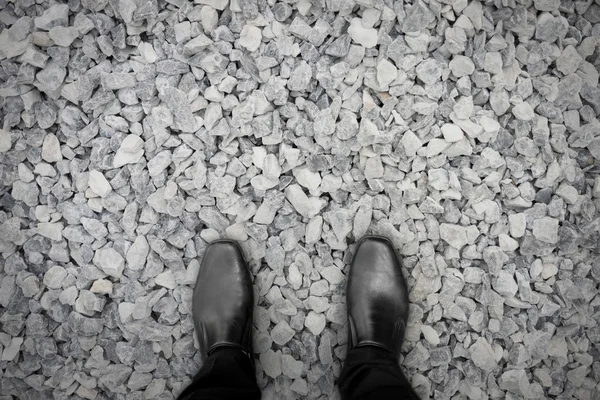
[
  {"x1": 346, "y1": 236, "x2": 410, "y2": 359},
  {"x1": 193, "y1": 240, "x2": 253, "y2": 357}
]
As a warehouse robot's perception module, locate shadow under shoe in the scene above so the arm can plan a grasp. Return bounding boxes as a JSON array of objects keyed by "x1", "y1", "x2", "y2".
[
  {"x1": 346, "y1": 236, "x2": 410, "y2": 360},
  {"x1": 193, "y1": 240, "x2": 254, "y2": 361}
]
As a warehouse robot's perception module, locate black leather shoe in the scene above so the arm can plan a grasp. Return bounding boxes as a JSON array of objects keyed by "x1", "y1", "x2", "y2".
[
  {"x1": 193, "y1": 240, "x2": 254, "y2": 358},
  {"x1": 346, "y1": 236, "x2": 410, "y2": 359}
]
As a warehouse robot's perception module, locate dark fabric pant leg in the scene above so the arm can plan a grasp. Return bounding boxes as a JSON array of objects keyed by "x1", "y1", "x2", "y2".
[
  {"x1": 337, "y1": 346, "x2": 420, "y2": 400},
  {"x1": 177, "y1": 348, "x2": 261, "y2": 400}
]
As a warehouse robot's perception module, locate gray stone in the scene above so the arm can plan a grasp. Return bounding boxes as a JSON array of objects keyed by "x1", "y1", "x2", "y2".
[
  {"x1": 34, "y1": 4, "x2": 69, "y2": 30},
  {"x1": 556, "y1": 45, "x2": 582, "y2": 75},
  {"x1": 416, "y1": 59, "x2": 442, "y2": 85},
  {"x1": 402, "y1": 1, "x2": 435, "y2": 33},
  {"x1": 287, "y1": 61, "x2": 312, "y2": 91},
  {"x1": 439, "y1": 223, "x2": 468, "y2": 249},
  {"x1": 532, "y1": 217, "x2": 559, "y2": 244}
]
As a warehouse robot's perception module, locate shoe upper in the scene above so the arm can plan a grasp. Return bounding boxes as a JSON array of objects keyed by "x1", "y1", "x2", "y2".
[
  {"x1": 193, "y1": 240, "x2": 253, "y2": 357},
  {"x1": 346, "y1": 236, "x2": 410, "y2": 359}
]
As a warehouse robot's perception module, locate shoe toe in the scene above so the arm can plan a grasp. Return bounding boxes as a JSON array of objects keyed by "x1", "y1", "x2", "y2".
[
  {"x1": 202, "y1": 240, "x2": 248, "y2": 274},
  {"x1": 352, "y1": 236, "x2": 401, "y2": 277}
]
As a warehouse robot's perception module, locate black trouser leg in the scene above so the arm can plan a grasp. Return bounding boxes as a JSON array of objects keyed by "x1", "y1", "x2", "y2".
[
  {"x1": 177, "y1": 348, "x2": 261, "y2": 400},
  {"x1": 338, "y1": 346, "x2": 420, "y2": 400}
]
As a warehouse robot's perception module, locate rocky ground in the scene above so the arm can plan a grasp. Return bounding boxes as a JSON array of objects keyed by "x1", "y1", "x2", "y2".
[{"x1": 0, "y1": 0, "x2": 600, "y2": 399}]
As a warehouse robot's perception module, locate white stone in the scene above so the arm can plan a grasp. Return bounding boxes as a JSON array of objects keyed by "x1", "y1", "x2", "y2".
[
  {"x1": 469, "y1": 337, "x2": 498, "y2": 372},
  {"x1": 427, "y1": 138, "x2": 451, "y2": 157},
  {"x1": 144, "y1": 379, "x2": 166, "y2": 399},
  {"x1": 259, "y1": 349, "x2": 282, "y2": 378},
  {"x1": 127, "y1": 236, "x2": 150, "y2": 270},
  {"x1": 555, "y1": 183, "x2": 579, "y2": 205},
  {"x1": 532, "y1": 217, "x2": 559, "y2": 244},
  {"x1": 416, "y1": 59, "x2": 442, "y2": 85},
  {"x1": 293, "y1": 167, "x2": 321, "y2": 192},
  {"x1": 449, "y1": 55, "x2": 475, "y2": 77},
  {"x1": 348, "y1": 18, "x2": 378, "y2": 48},
  {"x1": 290, "y1": 378, "x2": 308, "y2": 396},
  {"x1": 287, "y1": 264, "x2": 302, "y2": 290},
  {"x1": 90, "y1": 279, "x2": 113, "y2": 294},
  {"x1": 36, "y1": 222, "x2": 63, "y2": 241},
  {"x1": 454, "y1": 117, "x2": 483, "y2": 138},
  {"x1": 59, "y1": 286, "x2": 78, "y2": 305},
  {"x1": 204, "y1": 86, "x2": 223, "y2": 102},
  {"x1": 43, "y1": 265, "x2": 67, "y2": 289},
  {"x1": 285, "y1": 184, "x2": 324, "y2": 218},
  {"x1": 201, "y1": 6, "x2": 219, "y2": 32},
  {"x1": 238, "y1": 25, "x2": 262, "y2": 52},
  {"x1": 541, "y1": 264, "x2": 558, "y2": 279},
  {"x1": 42, "y1": 133, "x2": 62, "y2": 162},
  {"x1": 93, "y1": 247, "x2": 125, "y2": 278},
  {"x1": 254, "y1": 203, "x2": 277, "y2": 225},
  {"x1": 118, "y1": 302, "x2": 136, "y2": 323},
  {"x1": 556, "y1": 45, "x2": 582, "y2": 75},
  {"x1": 174, "y1": 21, "x2": 191, "y2": 43},
  {"x1": 508, "y1": 213, "x2": 526, "y2": 238},
  {"x1": 376, "y1": 59, "x2": 397, "y2": 87},
  {"x1": 226, "y1": 223, "x2": 248, "y2": 241},
  {"x1": 1, "y1": 337, "x2": 23, "y2": 361},
  {"x1": 493, "y1": 271, "x2": 518, "y2": 297},
  {"x1": 88, "y1": 170, "x2": 112, "y2": 197},
  {"x1": 49, "y1": 26, "x2": 79, "y2": 46},
  {"x1": 305, "y1": 216, "x2": 323, "y2": 244},
  {"x1": 440, "y1": 223, "x2": 468, "y2": 249},
  {"x1": 320, "y1": 266, "x2": 344, "y2": 285},
  {"x1": 401, "y1": 130, "x2": 422, "y2": 157},
  {"x1": 480, "y1": 115, "x2": 500, "y2": 134},
  {"x1": 0, "y1": 129, "x2": 11, "y2": 152},
  {"x1": 420, "y1": 325, "x2": 440, "y2": 345},
  {"x1": 428, "y1": 169, "x2": 449, "y2": 191},
  {"x1": 453, "y1": 96, "x2": 474, "y2": 119},
  {"x1": 155, "y1": 270, "x2": 176, "y2": 289},
  {"x1": 498, "y1": 234, "x2": 519, "y2": 252},
  {"x1": 138, "y1": 42, "x2": 157, "y2": 63},
  {"x1": 196, "y1": 0, "x2": 229, "y2": 11},
  {"x1": 114, "y1": 135, "x2": 145, "y2": 167},
  {"x1": 304, "y1": 311, "x2": 326, "y2": 335},
  {"x1": 512, "y1": 102, "x2": 534, "y2": 121},
  {"x1": 441, "y1": 123, "x2": 464, "y2": 142},
  {"x1": 281, "y1": 354, "x2": 303, "y2": 379},
  {"x1": 271, "y1": 320, "x2": 295, "y2": 345},
  {"x1": 483, "y1": 52, "x2": 503, "y2": 74}
]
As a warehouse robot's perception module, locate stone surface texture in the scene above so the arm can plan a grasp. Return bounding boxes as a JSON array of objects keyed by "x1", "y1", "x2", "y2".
[{"x1": 0, "y1": 0, "x2": 599, "y2": 399}]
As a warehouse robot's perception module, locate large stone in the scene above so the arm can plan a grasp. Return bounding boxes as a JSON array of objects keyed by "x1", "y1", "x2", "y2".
[
  {"x1": 469, "y1": 337, "x2": 498, "y2": 371},
  {"x1": 93, "y1": 247, "x2": 125, "y2": 278},
  {"x1": 532, "y1": 217, "x2": 559, "y2": 244},
  {"x1": 304, "y1": 311, "x2": 326, "y2": 335},
  {"x1": 348, "y1": 18, "x2": 378, "y2": 48},
  {"x1": 439, "y1": 223, "x2": 468, "y2": 249}
]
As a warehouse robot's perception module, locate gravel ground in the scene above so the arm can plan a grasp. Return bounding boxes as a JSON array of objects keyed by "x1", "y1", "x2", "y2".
[{"x1": 1, "y1": 0, "x2": 600, "y2": 399}]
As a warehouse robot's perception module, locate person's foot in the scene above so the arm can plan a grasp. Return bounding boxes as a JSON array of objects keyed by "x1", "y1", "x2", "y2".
[
  {"x1": 346, "y1": 236, "x2": 410, "y2": 359},
  {"x1": 193, "y1": 240, "x2": 254, "y2": 358}
]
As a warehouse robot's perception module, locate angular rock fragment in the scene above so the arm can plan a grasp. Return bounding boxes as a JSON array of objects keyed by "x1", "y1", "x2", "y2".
[{"x1": 93, "y1": 248, "x2": 125, "y2": 278}]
